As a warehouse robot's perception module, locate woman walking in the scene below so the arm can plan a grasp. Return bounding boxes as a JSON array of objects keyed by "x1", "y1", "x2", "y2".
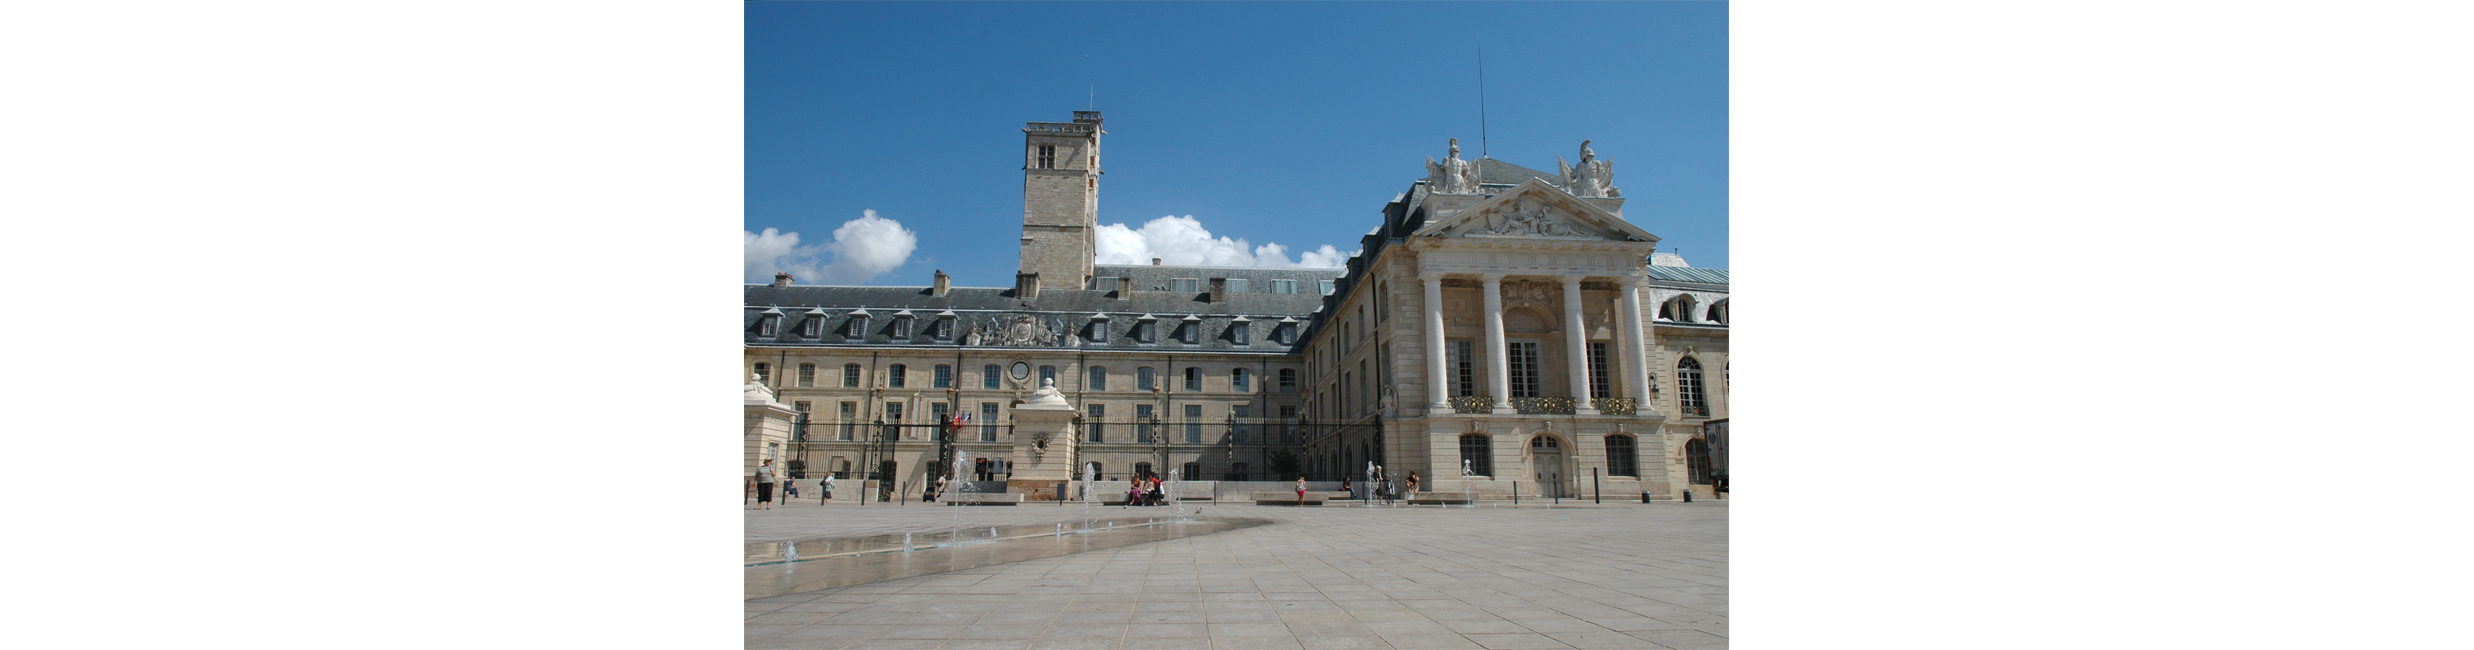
[
  {"x1": 752, "y1": 459, "x2": 777, "y2": 510},
  {"x1": 821, "y1": 475, "x2": 835, "y2": 504},
  {"x1": 1295, "y1": 477, "x2": 1309, "y2": 505}
]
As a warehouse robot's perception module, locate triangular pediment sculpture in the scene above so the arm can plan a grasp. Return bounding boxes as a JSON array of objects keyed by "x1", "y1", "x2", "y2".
[{"x1": 1411, "y1": 178, "x2": 1656, "y2": 243}]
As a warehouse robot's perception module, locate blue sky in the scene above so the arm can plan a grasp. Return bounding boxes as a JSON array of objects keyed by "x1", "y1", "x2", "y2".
[{"x1": 747, "y1": 1, "x2": 1727, "y2": 287}]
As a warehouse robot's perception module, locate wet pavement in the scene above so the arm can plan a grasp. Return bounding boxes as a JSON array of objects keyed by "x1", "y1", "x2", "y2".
[{"x1": 745, "y1": 500, "x2": 1727, "y2": 649}]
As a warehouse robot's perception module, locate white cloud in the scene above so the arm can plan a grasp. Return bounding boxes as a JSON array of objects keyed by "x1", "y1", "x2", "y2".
[
  {"x1": 1094, "y1": 215, "x2": 1348, "y2": 268},
  {"x1": 745, "y1": 210, "x2": 919, "y2": 284}
]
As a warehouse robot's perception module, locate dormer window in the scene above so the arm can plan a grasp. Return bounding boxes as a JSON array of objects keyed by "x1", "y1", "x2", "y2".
[
  {"x1": 1270, "y1": 279, "x2": 1297, "y2": 294},
  {"x1": 934, "y1": 309, "x2": 956, "y2": 340},
  {"x1": 1277, "y1": 317, "x2": 1298, "y2": 345},
  {"x1": 1089, "y1": 312, "x2": 1110, "y2": 343},
  {"x1": 891, "y1": 309, "x2": 914, "y2": 340},
  {"x1": 758, "y1": 307, "x2": 782, "y2": 336},
  {"x1": 1135, "y1": 314, "x2": 1157, "y2": 344},
  {"x1": 1181, "y1": 315, "x2": 1202, "y2": 344},
  {"x1": 801, "y1": 308, "x2": 825, "y2": 337},
  {"x1": 1231, "y1": 315, "x2": 1251, "y2": 346},
  {"x1": 1170, "y1": 278, "x2": 1199, "y2": 293},
  {"x1": 1226, "y1": 279, "x2": 1249, "y2": 294},
  {"x1": 1319, "y1": 280, "x2": 1336, "y2": 295},
  {"x1": 847, "y1": 308, "x2": 872, "y2": 337}
]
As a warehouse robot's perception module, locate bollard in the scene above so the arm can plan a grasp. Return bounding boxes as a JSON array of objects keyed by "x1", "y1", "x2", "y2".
[
  {"x1": 1642, "y1": 491, "x2": 1651, "y2": 504},
  {"x1": 1683, "y1": 490, "x2": 1692, "y2": 503}
]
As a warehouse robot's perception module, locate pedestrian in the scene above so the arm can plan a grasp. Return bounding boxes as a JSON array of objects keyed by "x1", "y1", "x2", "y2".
[
  {"x1": 1295, "y1": 477, "x2": 1308, "y2": 505},
  {"x1": 752, "y1": 459, "x2": 777, "y2": 510},
  {"x1": 821, "y1": 475, "x2": 834, "y2": 504},
  {"x1": 1340, "y1": 477, "x2": 1352, "y2": 500},
  {"x1": 1405, "y1": 471, "x2": 1419, "y2": 501},
  {"x1": 784, "y1": 477, "x2": 800, "y2": 500},
  {"x1": 929, "y1": 475, "x2": 946, "y2": 503}
]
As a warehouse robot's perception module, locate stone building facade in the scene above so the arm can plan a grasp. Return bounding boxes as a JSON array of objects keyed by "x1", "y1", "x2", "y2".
[{"x1": 744, "y1": 113, "x2": 1728, "y2": 500}]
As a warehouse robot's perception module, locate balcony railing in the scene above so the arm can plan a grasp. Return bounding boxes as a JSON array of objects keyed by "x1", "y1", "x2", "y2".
[
  {"x1": 1592, "y1": 397, "x2": 1638, "y2": 415},
  {"x1": 1448, "y1": 396, "x2": 1495, "y2": 414},
  {"x1": 1510, "y1": 397, "x2": 1577, "y2": 415}
]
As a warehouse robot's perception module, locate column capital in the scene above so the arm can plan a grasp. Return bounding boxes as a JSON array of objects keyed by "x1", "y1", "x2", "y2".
[
  {"x1": 1478, "y1": 272, "x2": 1507, "y2": 283},
  {"x1": 1615, "y1": 274, "x2": 1645, "y2": 288},
  {"x1": 1418, "y1": 270, "x2": 1448, "y2": 282},
  {"x1": 1558, "y1": 273, "x2": 1587, "y2": 285}
]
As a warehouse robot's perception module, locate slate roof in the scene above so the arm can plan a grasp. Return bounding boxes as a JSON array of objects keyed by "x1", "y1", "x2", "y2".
[
  {"x1": 1643, "y1": 266, "x2": 1729, "y2": 285},
  {"x1": 1475, "y1": 158, "x2": 1566, "y2": 187},
  {"x1": 744, "y1": 273, "x2": 1331, "y2": 351}
]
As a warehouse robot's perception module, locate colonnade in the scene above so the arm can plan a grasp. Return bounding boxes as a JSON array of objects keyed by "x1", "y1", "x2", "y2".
[{"x1": 1419, "y1": 271, "x2": 1652, "y2": 415}]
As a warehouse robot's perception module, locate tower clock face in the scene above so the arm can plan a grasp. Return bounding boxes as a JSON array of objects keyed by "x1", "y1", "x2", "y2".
[{"x1": 1010, "y1": 362, "x2": 1031, "y2": 381}]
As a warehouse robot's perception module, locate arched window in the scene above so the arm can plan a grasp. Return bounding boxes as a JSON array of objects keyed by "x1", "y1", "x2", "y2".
[
  {"x1": 1677, "y1": 357, "x2": 1708, "y2": 416},
  {"x1": 1706, "y1": 299, "x2": 1729, "y2": 325},
  {"x1": 1686, "y1": 437, "x2": 1714, "y2": 484},
  {"x1": 1459, "y1": 434, "x2": 1492, "y2": 477},
  {"x1": 1530, "y1": 436, "x2": 1560, "y2": 450},
  {"x1": 1605, "y1": 435, "x2": 1638, "y2": 477},
  {"x1": 1088, "y1": 366, "x2": 1107, "y2": 391}
]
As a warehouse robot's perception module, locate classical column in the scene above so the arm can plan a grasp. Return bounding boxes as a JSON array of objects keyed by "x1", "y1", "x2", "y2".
[
  {"x1": 1560, "y1": 274, "x2": 1598, "y2": 415},
  {"x1": 1422, "y1": 271, "x2": 1452, "y2": 414},
  {"x1": 1480, "y1": 273, "x2": 1513, "y2": 414},
  {"x1": 1617, "y1": 275, "x2": 1654, "y2": 411}
]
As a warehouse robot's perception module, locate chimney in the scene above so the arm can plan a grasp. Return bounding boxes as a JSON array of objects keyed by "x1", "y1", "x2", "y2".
[
  {"x1": 931, "y1": 270, "x2": 950, "y2": 296},
  {"x1": 1151, "y1": 258, "x2": 1161, "y2": 266},
  {"x1": 1115, "y1": 276, "x2": 1133, "y2": 300},
  {"x1": 1209, "y1": 278, "x2": 1228, "y2": 303},
  {"x1": 1015, "y1": 272, "x2": 1040, "y2": 300},
  {"x1": 772, "y1": 272, "x2": 792, "y2": 287}
]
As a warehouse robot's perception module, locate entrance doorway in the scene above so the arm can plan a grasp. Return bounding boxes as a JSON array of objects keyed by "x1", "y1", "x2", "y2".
[{"x1": 1531, "y1": 436, "x2": 1565, "y2": 498}]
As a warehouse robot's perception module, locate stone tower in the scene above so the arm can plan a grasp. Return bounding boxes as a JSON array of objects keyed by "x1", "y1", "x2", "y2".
[{"x1": 1017, "y1": 111, "x2": 1104, "y2": 291}]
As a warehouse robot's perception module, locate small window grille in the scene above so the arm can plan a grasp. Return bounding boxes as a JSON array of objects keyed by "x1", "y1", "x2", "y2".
[{"x1": 1036, "y1": 144, "x2": 1056, "y2": 169}]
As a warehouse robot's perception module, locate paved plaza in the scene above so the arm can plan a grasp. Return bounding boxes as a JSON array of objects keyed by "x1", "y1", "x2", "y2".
[{"x1": 746, "y1": 501, "x2": 1727, "y2": 649}]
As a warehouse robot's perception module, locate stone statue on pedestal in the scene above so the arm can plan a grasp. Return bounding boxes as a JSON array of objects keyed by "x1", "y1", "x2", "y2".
[
  {"x1": 1425, "y1": 138, "x2": 1483, "y2": 194},
  {"x1": 1557, "y1": 140, "x2": 1620, "y2": 198}
]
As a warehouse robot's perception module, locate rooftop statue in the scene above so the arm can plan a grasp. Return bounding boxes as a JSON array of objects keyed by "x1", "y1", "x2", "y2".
[
  {"x1": 1424, "y1": 138, "x2": 1483, "y2": 194},
  {"x1": 1557, "y1": 140, "x2": 1620, "y2": 198}
]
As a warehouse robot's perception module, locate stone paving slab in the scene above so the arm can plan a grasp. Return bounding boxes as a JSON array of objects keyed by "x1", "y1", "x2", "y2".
[{"x1": 748, "y1": 501, "x2": 1726, "y2": 649}]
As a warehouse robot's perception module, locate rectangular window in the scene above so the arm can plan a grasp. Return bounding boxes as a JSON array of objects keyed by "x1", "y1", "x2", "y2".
[
  {"x1": 792, "y1": 401, "x2": 810, "y2": 441},
  {"x1": 1091, "y1": 319, "x2": 1108, "y2": 343},
  {"x1": 759, "y1": 317, "x2": 777, "y2": 336},
  {"x1": 1136, "y1": 405, "x2": 1154, "y2": 442},
  {"x1": 1451, "y1": 340, "x2": 1475, "y2": 397},
  {"x1": 1182, "y1": 462, "x2": 1200, "y2": 480},
  {"x1": 1587, "y1": 342, "x2": 1611, "y2": 400},
  {"x1": 752, "y1": 363, "x2": 770, "y2": 385},
  {"x1": 796, "y1": 363, "x2": 814, "y2": 387},
  {"x1": 1139, "y1": 320, "x2": 1157, "y2": 343},
  {"x1": 892, "y1": 319, "x2": 911, "y2": 340},
  {"x1": 1088, "y1": 366, "x2": 1106, "y2": 391},
  {"x1": 1508, "y1": 341, "x2": 1542, "y2": 398},
  {"x1": 1039, "y1": 365, "x2": 1056, "y2": 388},
  {"x1": 1170, "y1": 278, "x2": 1199, "y2": 293},
  {"x1": 1278, "y1": 405, "x2": 1298, "y2": 443},
  {"x1": 1606, "y1": 435, "x2": 1638, "y2": 477},
  {"x1": 1279, "y1": 368, "x2": 1297, "y2": 393},
  {"x1": 888, "y1": 365, "x2": 906, "y2": 388},
  {"x1": 930, "y1": 402, "x2": 949, "y2": 430},
  {"x1": 983, "y1": 365, "x2": 1001, "y2": 389},
  {"x1": 1270, "y1": 279, "x2": 1296, "y2": 294},
  {"x1": 838, "y1": 402, "x2": 857, "y2": 441},
  {"x1": 1182, "y1": 322, "x2": 1200, "y2": 344},
  {"x1": 1231, "y1": 405, "x2": 1249, "y2": 444},
  {"x1": 1183, "y1": 405, "x2": 1202, "y2": 444},
  {"x1": 1461, "y1": 435, "x2": 1492, "y2": 477},
  {"x1": 1137, "y1": 367, "x2": 1155, "y2": 391},
  {"x1": 1184, "y1": 367, "x2": 1201, "y2": 392},
  {"x1": 1225, "y1": 278, "x2": 1248, "y2": 293},
  {"x1": 934, "y1": 319, "x2": 952, "y2": 340},
  {"x1": 884, "y1": 402, "x2": 903, "y2": 421},
  {"x1": 1086, "y1": 404, "x2": 1105, "y2": 442},
  {"x1": 1036, "y1": 144, "x2": 1056, "y2": 169},
  {"x1": 843, "y1": 364, "x2": 860, "y2": 388},
  {"x1": 801, "y1": 318, "x2": 819, "y2": 337},
  {"x1": 933, "y1": 364, "x2": 952, "y2": 389},
  {"x1": 980, "y1": 403, "x2": 1000, "y2": 441},
  {"x1": 1232, "y1": 368, "x2": 1250, "y2": 393},
  {"x1": 1319, "y1": 280, "x2": 1335, "y2": 295},
  {"x1": 1232, "y1": 322, "x2": 1249, "y2": 346}
]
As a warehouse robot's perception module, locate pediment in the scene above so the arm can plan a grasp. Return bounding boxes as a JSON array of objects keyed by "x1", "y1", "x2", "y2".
[{"x1": 1410, "y1": 179, "x2": 1656, "y2": 243}]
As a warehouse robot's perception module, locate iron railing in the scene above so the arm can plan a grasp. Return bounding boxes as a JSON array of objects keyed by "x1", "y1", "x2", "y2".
[
  {"x1": 1592, "y1": 397, "x2": 1638, "y2": 415},
  {"x1": 1448, "y1": 396, "x2": 1495, "y2": 414},
  {"x1": 1509, "y1": 397, "x2": 1577, "y2": 415}
]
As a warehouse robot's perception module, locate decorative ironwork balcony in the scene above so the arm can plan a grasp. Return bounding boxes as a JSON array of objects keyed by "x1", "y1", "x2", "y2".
[
  {"x1": 1592, "y1": 398, "x2": 1639, "y2": 415},
  {"x1": 1448, "y1": 396, "x2": 1495, "y2": 414},
  {"x1": 1682, "y1": 403, "x2": 1710, "y2": 417},
  {"x1": 1510, "y1": 397, "x2": 1577, "y2": 415}
]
